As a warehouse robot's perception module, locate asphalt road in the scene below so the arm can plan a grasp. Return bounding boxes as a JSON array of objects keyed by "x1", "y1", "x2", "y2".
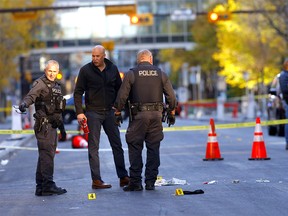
[{"x1": 0, "y1": 118, "x2": 288, "y2": 216}]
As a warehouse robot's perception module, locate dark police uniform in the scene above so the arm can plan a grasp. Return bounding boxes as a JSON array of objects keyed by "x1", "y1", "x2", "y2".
[
  {"x1": 279, "y1": 70, "x2": 288, "y2": 148},
  {"x1": 20, "y1": 75, "x2": 66, "y2": 194},
  {"x1": 115, "y1": 61, "x2": 177, "y2": 188},
  {"x1": 279, "y1": 70, "x2": 288, "y2": 102}
]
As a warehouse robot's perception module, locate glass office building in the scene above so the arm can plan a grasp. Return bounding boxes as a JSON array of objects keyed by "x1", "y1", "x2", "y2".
[
  {"x1": 40, "y1": 0, "x2": 219, "y2": 48},
  {"x1": 28, "y1": 0, "x2": 220, "y2": 93}
]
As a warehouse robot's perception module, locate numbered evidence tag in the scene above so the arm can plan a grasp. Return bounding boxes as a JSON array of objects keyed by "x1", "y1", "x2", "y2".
[
  {"x1": 175, "y1": 188, "x2": 184, "y2": 196},
  {"x1": 88, "y1": 193, "x2": 96, "y2": 200}
]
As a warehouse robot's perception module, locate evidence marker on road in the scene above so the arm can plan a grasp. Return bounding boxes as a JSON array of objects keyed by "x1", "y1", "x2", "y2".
[{"x1": 88, "y1": 193, "x2": 96, "y2": 200}]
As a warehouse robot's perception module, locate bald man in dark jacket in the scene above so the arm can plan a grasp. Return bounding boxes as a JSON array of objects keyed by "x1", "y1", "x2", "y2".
[{"x1": 74, "y1": 45, "x2": 129, "y2": 189}]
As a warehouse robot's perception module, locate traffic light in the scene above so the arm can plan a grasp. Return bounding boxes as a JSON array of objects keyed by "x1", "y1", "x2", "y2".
[
  {"x1": 57, "y1": 72, "x2": 63, "y2": 80},
  {"x1": 130, "y1": 13, "x2": 154, "y2": 26},
  {"x1": 208, "y1": 11, "x2": 231, "y2": 23},
  {"x1": 12, "y1": 11, "x2": 37, "y2": 20},
  {"x1": 102, "y1": 40, "x2": 115, "y2": 51},
  {"x1": 119, "y1": 72, "x2": 125, "y2": 80}
]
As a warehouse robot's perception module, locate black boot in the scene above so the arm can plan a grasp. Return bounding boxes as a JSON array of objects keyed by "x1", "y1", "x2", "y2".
[
  {"x1": 35, "y1": 186, "x2": 42, "y2": 196},
  {"x1": 123, "y1": 184, "x2": 143, "y2": 192},
  {"x1": 145, "y1": 184, "x2": 155, "y2": 190},
  {"x1": 42, "y1": 185, "x2": 67, "y2": 196},
  {"x1": 35, "y1": 184, "x2": 42, "y2": 196}
]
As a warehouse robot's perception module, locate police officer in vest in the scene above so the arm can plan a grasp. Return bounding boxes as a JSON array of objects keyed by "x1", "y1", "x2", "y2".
[
  {"x1": 19, "y1": 60, "x2": 67, "y2": 196},
  {"x1": 279, "y1": 58, "x2": 288, "y2": 150},
  {"x1": 114, "y1": 49, "x2": 177, "y2": 191}
]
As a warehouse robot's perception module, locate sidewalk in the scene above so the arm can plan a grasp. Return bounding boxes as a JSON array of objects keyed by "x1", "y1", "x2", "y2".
[
  {"x1": 0, "y1": 117, "x2": 11, "y2": 142},
  {"x1": 0, "y1": 134, "x2": 33, "y2": 159},
  {"x1": 0, "y1": 117, "x2": 34, "y2": 159}
]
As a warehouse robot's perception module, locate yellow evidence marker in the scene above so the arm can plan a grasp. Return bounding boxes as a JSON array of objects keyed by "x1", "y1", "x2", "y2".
[
  {"x1": 88, "y1": 193, "x2": 96, "y2": 200},
  {"x1": 175, "y1": 188, "x2": 184, "y2": 196}
]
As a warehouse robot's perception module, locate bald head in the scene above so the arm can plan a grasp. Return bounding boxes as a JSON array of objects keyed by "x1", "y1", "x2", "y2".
[
  {"x1": 92, "y1": 45, "x2": 105, "y2": 54},
  {"x1": 137, "y1": 49, "x2": 153, "y2": 64},
  {"x1": 92, "y1": 45, "x2": 106, "y2": 68}
]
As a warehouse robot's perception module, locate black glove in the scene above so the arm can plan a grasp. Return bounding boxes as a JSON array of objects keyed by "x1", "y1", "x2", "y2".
[
  {"x1": 167, "y1": 112, "x2": 175, "y2": 127},
  {"x1": 58, "y1": 129, "x2": 67, "y2": 142},
  {"x1": 58, "y1": 122, "x2": 66, "y2": 141},
  {"x1": 19, "y1": 103, "x2": 27, "y2": 113},
  {"x1": 115, "y1": 111, "x2": 123, "y2": 127},
  {"x1": 162, "y1": 108, "x2": 167, "y2": 122}
]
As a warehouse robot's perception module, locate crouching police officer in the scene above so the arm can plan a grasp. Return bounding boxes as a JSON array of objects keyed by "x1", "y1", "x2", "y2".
[
  {"x1": 19, "y1": 60, "x2": 67, "y2": 196},
  {"x1": 114, "y1": 49, "x2": 177, "y2": 191}
]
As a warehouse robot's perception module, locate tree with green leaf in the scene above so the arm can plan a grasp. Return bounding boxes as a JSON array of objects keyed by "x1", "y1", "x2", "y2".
[
  {"x1": 213, "y1": 0, "x2": 286, "y2": 93},
  {"x1": 159, "y1": 3, "x2": 220, "y2": 99},
  {"x1": 160, "y1": 0, "x2": 288, "y2": 100},
  {"x1": 0, "y1": 0, "x2": 60, "y2": 121}
]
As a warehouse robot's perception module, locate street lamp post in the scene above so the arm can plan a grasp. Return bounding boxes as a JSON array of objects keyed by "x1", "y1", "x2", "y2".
[
  {"x1": 216, "y1": 76, "x2": 226, "y2": 120},
  {"x1": 243, "y1": 71, "x2": 255, "y2": 119},
  {"x1": 243, "y1": 71, "x2": 249, "y2": 99}
]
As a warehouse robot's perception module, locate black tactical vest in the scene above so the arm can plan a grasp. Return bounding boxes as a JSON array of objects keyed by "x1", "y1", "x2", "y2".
[
  {"x1": 35, "y1": 76, "x2": 65, "y2": 115},
  {"x1": 129, "y1": 65, "x2": 163, "y2": 104}
]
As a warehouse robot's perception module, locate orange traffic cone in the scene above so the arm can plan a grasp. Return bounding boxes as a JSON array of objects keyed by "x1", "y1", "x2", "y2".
[
  {"x1": 203, "y1": 118, "x2": 224, "y2": 161},
  {"x1": 72, "y1": 135, "x2": 88, "y2": 149},
  {"x1": 249, "y1": 117, "x2": 270, "y2": 160}
]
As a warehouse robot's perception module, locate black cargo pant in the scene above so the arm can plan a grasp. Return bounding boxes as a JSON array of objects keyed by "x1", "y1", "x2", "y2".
[
  {"x1": 125, "y1": 111, "x2": 164, "y2": 186},
  {"x1": 34, "y1": 120, "x2": 57, "y2": 191},
  {"x1": 86, "y1": 110, "x2": 128, "y2": 181}
]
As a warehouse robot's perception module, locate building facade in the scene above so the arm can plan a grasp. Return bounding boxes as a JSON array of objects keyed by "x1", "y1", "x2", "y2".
[{"x1": 26, "y1": 0, "x2": 218, "y2": 95}]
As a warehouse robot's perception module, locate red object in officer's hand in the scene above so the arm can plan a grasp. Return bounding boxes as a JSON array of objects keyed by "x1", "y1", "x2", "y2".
[{"x1": 81, "y1": 118, "x2": 90, "y2": 134}]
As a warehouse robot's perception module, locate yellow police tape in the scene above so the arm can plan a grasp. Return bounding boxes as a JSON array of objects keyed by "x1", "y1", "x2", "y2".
[
  {"x1": 0, "y1": 130, "x2": 80, "y2": 135},
  {"x1": 161, "y1": 119, "x2": 288, "y2": 132},
  {"x1": 0, "y1": 119, "x2": 288, "y2": 135},
  {"x1": 0, "y1": 107, "x2": 12, "y2": 112}
]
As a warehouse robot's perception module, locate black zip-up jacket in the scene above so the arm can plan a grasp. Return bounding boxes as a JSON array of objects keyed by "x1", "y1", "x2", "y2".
[{"x1": 74, "y1": 58, "x2": 122, "y2": 115}]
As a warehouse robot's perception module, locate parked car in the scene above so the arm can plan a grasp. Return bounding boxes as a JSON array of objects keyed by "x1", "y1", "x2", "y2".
[{"x1": 267, "y1": 74, "x2": 285, "y2": 136}]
